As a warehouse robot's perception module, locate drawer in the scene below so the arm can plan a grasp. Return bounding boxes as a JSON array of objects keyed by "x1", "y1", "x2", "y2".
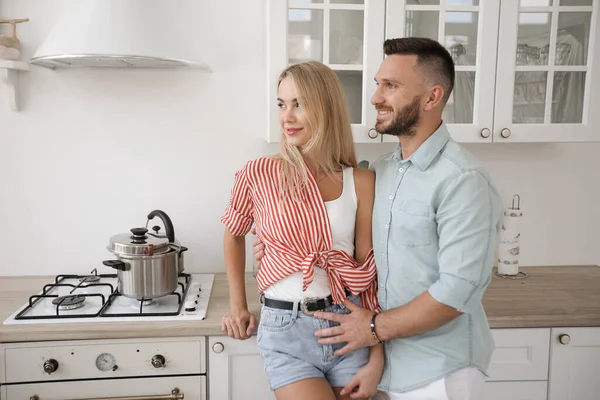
[
  {"x1": 2, "y1": 337, "x2": 205, "y2": 383},
  {"x1": 487, "y1": 328, "x2": 550, "y2": 382},
  {"x1": 2, "y1": 375, "x2": 206, "y2": 400},
  {"x1": 484, "y1": 381, "x2": 548, "y2": 400}
]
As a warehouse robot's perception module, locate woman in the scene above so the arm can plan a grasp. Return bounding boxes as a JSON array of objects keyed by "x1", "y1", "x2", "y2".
[{"x1": 221, "y1": 61, "x2": 383, "y2": 400}]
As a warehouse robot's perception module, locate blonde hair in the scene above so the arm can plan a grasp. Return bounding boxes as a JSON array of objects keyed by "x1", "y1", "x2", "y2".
[{"x1": 274, "y1": 61, "x2": 357, "y2": 203}]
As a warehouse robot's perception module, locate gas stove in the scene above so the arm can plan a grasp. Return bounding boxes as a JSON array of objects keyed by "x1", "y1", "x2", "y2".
[{"x1": 3, "y1": 269, "x2": 215, "y2": 324}]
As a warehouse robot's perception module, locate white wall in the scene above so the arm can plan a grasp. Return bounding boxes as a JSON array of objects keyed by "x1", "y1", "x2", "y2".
[{"x1": 0, "y1": 1, "x2": 598, "y2": 276}]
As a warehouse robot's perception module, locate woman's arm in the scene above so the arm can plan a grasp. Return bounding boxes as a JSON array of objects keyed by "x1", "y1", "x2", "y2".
[
  {"x1": 221, "y1": 163, "x2": 257, "y2": 340},
  {"x1": 353, "y1": 168, "x2": 375, "y2": 264},
  {"x1": 341, "y1": 168, "x2": 383, "y2": 398},
  {"x1": 224, "y1": 230, "x2": 248, "y2": 310},
  {"x1": 222, "y1": 229, "x2": 257, "y2": 340}
]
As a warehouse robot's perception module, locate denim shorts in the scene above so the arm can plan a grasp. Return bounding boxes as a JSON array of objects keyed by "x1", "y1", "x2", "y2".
[{"x1": 256, "y1": 295, "x2": 370, "y2": 391}]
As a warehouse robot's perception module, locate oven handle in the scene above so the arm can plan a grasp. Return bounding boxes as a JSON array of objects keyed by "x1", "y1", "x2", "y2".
[{"x1": 30, "y1": 387, "x2": 184, "y2": 400}]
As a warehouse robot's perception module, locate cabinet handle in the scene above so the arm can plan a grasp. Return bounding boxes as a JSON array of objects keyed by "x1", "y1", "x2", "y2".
[
  {"x1": 559, "y1": 334, "x2": 571, "y2": 345},
  {"x1": 480, "y1": 128, "x2": 491, "y2": 138},
  {"x1": 30, "y1": 388, "x2": 183, "y2": 400},
  {"x1": 212, "y1": 342, "x2": 225, "y2": 353},
  {"x1": 500, "y1": 128, "x2": 511, "y2": 138},
  {"x1": 367, "y1": 129, "x2": 379, "y2": 139}
]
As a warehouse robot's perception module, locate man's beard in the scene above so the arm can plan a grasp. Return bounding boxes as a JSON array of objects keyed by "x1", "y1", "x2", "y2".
[{"x1": 375, "y1": 96, "x2": 421, "y2": 137}]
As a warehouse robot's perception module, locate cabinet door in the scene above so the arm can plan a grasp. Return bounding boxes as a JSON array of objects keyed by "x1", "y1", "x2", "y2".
[
  {"x1": 208, "y1": 336, "x2": 275, "y2": 400},
  {"x1": 484, "y1": 381, "x2": 548, "y2": 400},
  {"x1": 487, "y1": 328, "x2": 550, "y2": 382},
  {"x1": 385, "y1": 0, "x2": 501, "y2": 143},
  {"x1": 266, "y1": 0, "x2": 385, "y2": 143},
  {"x1": 495, "y1": 0, "x2": 600, "y2": 142},
  {"x1": 548, "y1": 327, "x2": 600, "y2": 400}
]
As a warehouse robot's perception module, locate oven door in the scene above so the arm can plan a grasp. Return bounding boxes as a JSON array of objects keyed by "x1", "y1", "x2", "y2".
[{"x1": 1, "y1": 376, "x2": 205, "y2": 400}]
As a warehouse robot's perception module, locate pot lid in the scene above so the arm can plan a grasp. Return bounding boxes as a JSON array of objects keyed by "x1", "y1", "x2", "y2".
[{"x1": 108, "y1": 227, "x2": 170, "y2": 256}]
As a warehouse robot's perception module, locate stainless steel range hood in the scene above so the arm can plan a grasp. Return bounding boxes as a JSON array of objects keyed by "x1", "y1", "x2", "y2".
[{"x1": 30, "y1": 0, "x2": 212, "y2": 70}]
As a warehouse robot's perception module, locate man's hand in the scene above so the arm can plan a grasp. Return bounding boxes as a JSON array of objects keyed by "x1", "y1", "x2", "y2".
[
  {"x1": 314, "y1": 300, "x2": 378, "y2": 356},
  {"x1": 250, "y1": 227, "x2": 265, "y2": 265}
]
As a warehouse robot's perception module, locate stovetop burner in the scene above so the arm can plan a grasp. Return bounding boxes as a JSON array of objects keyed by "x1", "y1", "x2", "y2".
[
  {"x1": 3, "y1": 270, "x2": 214, "y2": 324},
  {"x1": 52, "y1": 295, "x2": 86, "y2": 310}
]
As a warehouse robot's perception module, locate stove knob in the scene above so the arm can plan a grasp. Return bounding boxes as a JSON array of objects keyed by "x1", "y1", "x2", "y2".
[
  {"x1": 151, "y1": 354, "x2": 166, "y2": 368},
  {"x1": 43, "y1": 359, "x2": 59, "y2": 374},
  {"x1": 184, "y1": 299, "x2": 196, "y2": 311}
]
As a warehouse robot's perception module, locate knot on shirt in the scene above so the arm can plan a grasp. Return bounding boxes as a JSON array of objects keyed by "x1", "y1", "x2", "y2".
[{"x1": 299, "y1": 249, "x2": 377, "y2": 305}]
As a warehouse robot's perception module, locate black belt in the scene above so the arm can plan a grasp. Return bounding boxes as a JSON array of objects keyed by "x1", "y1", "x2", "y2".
[{"x1": 263, "y1": 295, "x2": 333, "y2": 316}]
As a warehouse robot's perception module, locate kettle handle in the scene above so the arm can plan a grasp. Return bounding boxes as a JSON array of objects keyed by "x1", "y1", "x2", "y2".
[{"x1": 147, "y1": 210, "x2": 175, "y2": 243}]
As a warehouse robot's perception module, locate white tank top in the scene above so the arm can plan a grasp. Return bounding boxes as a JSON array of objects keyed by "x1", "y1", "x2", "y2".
[{"x1": 264, "y1": 167, "x2": 357, "y2": 301}]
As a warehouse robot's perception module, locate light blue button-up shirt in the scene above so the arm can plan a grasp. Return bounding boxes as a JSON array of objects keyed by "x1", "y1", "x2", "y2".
[{"x1": 371, "y1": 123, "x2": 503, "y2": 393}]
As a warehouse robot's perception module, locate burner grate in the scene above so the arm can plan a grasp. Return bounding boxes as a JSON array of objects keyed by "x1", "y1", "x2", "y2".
[
  {"x1": 12, "y1": 270, "x2": 192, "y2": 320},
  {"x1": 15, "y1": 293, "x2": 109, "y2": 319},
  {"x1": 100, "y1": 274, "x2": 191, "y2": 317}
]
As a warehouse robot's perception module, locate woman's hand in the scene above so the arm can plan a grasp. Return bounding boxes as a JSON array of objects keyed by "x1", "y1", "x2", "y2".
[
  {"x1": 340, "y1": 352, "x2": 384, "y2": 399},
  {"x1": 222, "y1": 307, "x2": 257, "y2": 340}
]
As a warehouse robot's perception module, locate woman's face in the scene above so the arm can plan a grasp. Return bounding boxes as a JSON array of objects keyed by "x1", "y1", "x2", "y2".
[{"x1": 277, "y1": 77, "x2": 312, "y2": 148}]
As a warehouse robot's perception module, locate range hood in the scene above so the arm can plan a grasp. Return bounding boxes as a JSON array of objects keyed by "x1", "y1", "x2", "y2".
[{"x1": 30, "y1": 0, "x2": 211, "y2": 70}]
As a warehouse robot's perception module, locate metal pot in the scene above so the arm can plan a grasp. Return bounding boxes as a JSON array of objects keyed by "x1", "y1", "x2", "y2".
[{"x1": 102, "y1": 210, "x2": 188, "y2": 300}]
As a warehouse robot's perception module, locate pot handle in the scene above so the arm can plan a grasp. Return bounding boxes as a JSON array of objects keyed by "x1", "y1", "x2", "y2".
[
  {"x1": 147, "y1": 210, "x2": 175, "y2": 243},
  {"x1": 102, "y1": 260, "x2": 130, "y2": 271}
]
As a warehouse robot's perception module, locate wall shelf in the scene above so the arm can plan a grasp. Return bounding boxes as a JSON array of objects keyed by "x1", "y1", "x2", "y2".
[{"x1": 0, "y1": 60, "x2": 30, "y2": 111}]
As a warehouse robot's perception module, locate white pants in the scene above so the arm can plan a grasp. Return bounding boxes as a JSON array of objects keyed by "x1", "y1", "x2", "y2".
[{"x1": 373, "y1": 367, "x2": 486, "y2": 400}]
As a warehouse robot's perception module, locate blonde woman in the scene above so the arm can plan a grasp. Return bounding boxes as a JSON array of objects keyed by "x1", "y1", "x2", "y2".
[{"x1": 221, "y1": 61, "x2": 383, "y2": 400}]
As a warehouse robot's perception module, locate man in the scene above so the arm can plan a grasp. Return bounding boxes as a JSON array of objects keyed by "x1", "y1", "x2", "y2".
[{"x1": 255, "y1": 37, "x2": 502, "y2": 399}]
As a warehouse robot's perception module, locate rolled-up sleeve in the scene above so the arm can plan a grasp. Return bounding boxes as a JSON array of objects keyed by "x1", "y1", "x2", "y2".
[
  {"x1": 428, "y1": 170, "x2": 501, "y2": 314},
  {"x1": 220, "y1": 164, "x2": 254, "y2": 236}
]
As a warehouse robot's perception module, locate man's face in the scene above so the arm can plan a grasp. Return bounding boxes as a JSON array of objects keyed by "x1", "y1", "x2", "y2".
[{"x1": 371, "y1": 55, "x2": 425, "y2": 137}]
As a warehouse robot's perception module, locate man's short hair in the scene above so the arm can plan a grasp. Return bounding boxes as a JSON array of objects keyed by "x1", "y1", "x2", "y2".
[{"x1": 384, "y1": 37, "x2": 455, "y2": 104}]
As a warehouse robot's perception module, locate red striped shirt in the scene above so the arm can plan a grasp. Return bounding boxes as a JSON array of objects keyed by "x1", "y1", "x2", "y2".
[{"x1": 221, "y1": 157, "x2": 380, "y2": 312}]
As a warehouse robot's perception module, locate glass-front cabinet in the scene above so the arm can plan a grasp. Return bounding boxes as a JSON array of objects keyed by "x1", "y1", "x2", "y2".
[
  {"x1": 266, "y1": 0, "x2": 385, "y2": 143},
  {"x1": 266, "y1": 0, "x2": 600, "y2": 143},
  {"x1": 494, "y1": 0, "x2": 598, "y2": 142},
  {"x1": 385, "y1": 0, "x2": 501, "y2": 142}
]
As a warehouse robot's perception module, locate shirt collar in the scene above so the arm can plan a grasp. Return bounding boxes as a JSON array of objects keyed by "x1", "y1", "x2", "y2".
[{"x1": 392, "y1": 123, "x2": 450, "y2": 171}]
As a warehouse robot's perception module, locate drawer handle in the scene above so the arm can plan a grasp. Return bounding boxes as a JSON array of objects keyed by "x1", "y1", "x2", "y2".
[
  {"x1": 212, "y1": 342, "x2": 225, "y2": 353},
  {"x1": 30, "y1": 387, "x2": 183, "y2": 400},
  {"x1": 500, "y1": 128, "x2": 511, "y2": 138},
  {"x1": 559, "y1": 334, "x2": 571, "y2": 345},
  {"x1": 368, "y1": 129, "x2": 379, "y2": 139},
  {"x1": 480, "y1": 128, "x2": 491, "y2": 138}
]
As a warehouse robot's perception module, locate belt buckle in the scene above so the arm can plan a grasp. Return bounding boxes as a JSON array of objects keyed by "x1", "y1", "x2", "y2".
[{"x1": 300, "y1": 296, "x2": 329, "y2": 316}]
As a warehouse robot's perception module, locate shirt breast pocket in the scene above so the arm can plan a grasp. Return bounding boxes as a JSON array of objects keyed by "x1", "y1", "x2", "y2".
[{"x1": 394, "y1": 199, "x2": 435, "y2": 247}]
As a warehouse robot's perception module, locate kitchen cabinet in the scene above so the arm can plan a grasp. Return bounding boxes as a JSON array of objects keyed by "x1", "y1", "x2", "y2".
[
  {"x1": 267, "y1": 0, "x2": 600, "y2": 143},
  {"x1": 266, "y1": 0, "x2": 385, "y2": 143},
  {"x1": 484, "y1": 382, "x2": 548, "y2": 400},
  {"x1": 484, "y1": 328, "x2": 550, "y2": 400},
  {"x1": 548, "y1": 327, "x2": 600, "y2": 400},
  {"x1": 208, "y1": 336, "x2": 275, "y2": 400},
  {"x1": 485, "y1": 327, "x2": 600, "y2": 400}
]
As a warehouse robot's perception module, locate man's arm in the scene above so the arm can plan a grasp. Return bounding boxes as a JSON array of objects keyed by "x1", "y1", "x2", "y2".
[
  {"x1": 314, "y1": 169, "x2": 501, "y2": 353},
  {"x1": 375, "y1": 170, "x2": 500, "y2": 340}
]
